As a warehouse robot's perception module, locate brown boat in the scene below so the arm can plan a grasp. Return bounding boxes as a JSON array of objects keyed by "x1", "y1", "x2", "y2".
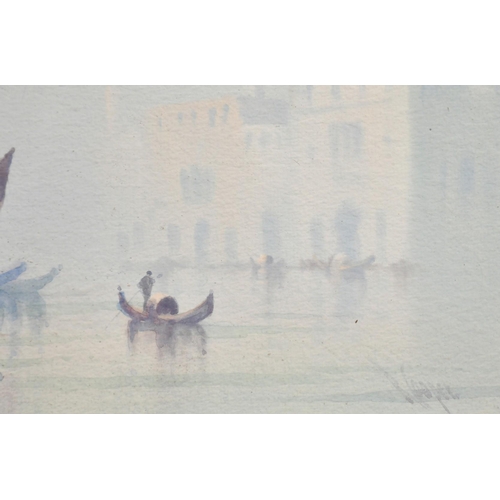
[{"x1": 118, "y1": 288, "x2": 214, "y2": 337}]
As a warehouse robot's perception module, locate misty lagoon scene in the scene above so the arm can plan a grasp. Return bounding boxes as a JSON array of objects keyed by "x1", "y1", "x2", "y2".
[{"x1": 0, "y1": 86, "x2": 498, "y2": 413}]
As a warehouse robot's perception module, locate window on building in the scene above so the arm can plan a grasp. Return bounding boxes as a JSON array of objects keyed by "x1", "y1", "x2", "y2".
[
  {"x1": 333, "y1": 202, "x2": 361, "y2": 261},
  {"x1": 209, "y1": 108, "x2": 217, "y2": 127},
  {"x1": 330, "y1": 122, "x2": 363, "y2": 162},
  {"x1": 222, "y1": 104, "x2": 229, "y2": 124}
]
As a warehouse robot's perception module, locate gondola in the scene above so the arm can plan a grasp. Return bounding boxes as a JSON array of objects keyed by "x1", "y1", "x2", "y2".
[
  {"x1": 250, "y1": 255, "x2": 285, "y2": 277},
  {"x1": 300, "y1": 256, "x2": 334, "y2": 271},
  {"x1": 338, "y1": 255, "x2": 375, "y2": 272},
  {"x1": 118, "y1": 288, "x2": 214, "y2": 329},
  {"x1": 0, "y1": 262, "x2": 27, "y2": 288},
  {"x1": 1, "y1": 265, "x2": 62, "y2": 294}
]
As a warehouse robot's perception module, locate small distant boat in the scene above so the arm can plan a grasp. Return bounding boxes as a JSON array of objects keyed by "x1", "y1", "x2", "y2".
[
  {"x1": 1, "y1": 265, "x2": 62, "y2": 294},
  {"x1": 0, "y1": 148, "x2": 15, "y2": 214},
  {"x1": 300, "y1": 256, "x2": 333, "y2": 271},
  {"x1": 338, "y1": 255, "x2": 376, "y2": 272},
  {"x1": 250, "y1": 255, "x2": 285, "y2": 277},
  {"x1": 118, "y1": 289, "x2": 214, "y2": 331}
]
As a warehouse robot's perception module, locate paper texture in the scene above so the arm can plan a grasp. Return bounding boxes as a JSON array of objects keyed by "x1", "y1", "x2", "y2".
[{"x1": 0, "y1": 85, "x2": 497, "y2": 413}]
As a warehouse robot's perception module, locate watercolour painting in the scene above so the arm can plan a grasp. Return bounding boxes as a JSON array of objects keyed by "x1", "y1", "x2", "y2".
[{"x1": 0, "y1": 85, "x2": 498, "y2": 413}]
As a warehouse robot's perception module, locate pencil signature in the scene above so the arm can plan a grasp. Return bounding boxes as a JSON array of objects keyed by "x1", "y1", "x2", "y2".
[{"x1": 382, "y1": 365, "x2": 459, "y2": 413}]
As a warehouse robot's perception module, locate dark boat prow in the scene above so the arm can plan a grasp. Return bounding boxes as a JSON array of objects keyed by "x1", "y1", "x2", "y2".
[{"x1": 0, "y1": 148, "x2": 15, "y2": 213}]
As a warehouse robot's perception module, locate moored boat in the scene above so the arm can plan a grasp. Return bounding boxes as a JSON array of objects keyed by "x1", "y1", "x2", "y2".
[
  {"x1": 118, "y1": 289, "x2": 214, "y2": 329},
  {"x1": 300, "y1": 256, "x2": 334, "y2": 271},
  {"x1": 250, "y1": 255, "x2": 285, "y2": 277},
  {"x1": 338, "y1": 255, "x2": 376, "y2": 272},
  {"x1": 0, "y1": 262, "x2": 27, "y2": 288}
]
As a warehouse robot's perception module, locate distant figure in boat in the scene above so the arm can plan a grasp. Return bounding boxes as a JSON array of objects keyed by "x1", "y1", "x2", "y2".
[
  {"x1": 259, "y1": 254, "x2": 274, "y2": 266},
  {"x1": 149, "y1": 294, "x2": 179, "y2": 315},
  {"x1": 138, "y1": 271, "x2": 155, "y2": 311},
  {"x1": 250, "y1": 254, "x2": 285, "y2": 277}
]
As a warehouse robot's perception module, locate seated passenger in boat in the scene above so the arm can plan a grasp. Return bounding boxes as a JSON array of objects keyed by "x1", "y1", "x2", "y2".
[{"x1": 147, "y1": 293, "x2": 179, "y2": 316}]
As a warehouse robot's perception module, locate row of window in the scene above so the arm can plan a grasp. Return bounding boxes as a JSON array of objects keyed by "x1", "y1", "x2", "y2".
[
  {"x1": 244, "y1": 122, "x2": 365, "y2": 159},
  {"x1": 159, "y1": 104, "x2": 231, "y2": 129},
  {"x1": 157, "y1": 87, "x2": 399, "y2": 129},
  {"x1": 434, "y1": 157, "x2": 475, "y2": 197},
  {"x1": 157, "y1": 89, "x2": 365, "y2": 129},
  {"x1": 306, "y1": 85, "x2": 368, "y2": 103}
]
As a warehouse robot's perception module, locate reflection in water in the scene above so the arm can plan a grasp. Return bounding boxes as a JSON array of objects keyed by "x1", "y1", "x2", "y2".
[
  {"x1": 0, "y1": 290, "x2": 21, "y2": 357},
  {"x1": 0, "y1": 290, "x2": 18, "y2": 329},
  {"x1": 127, "y1": 321, "x2": 207, "y2": 358},
  {"x1": 250, "y1": 256, "x2": 287, "y2": 315},
  {"x1": 334, "y1": 202, "x2": 361, "y2": 261},
  {"x1": 0, "y1": 266, "x2": 62, "y2": 355},
  {"x1": 250, "y1": 255, "x2": 286, "y2": 282},
  {"x1": 334, "y1": 272, "x2": 367, "y2": 319},
  {"x1": 155, "y1": 324, "x2": 207, "y2": 357},
  {"x1": 390, "y1": 259, "x2": 416, "y2": 291},
  {"x1": 0, "y1": 262, "x2": 430, "y2": 412}
]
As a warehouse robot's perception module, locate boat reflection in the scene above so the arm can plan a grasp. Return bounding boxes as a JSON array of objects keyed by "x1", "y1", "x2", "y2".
[
  {"x1": 155, "y1": 323, "x2": 207, "y2": 356},
  {"x1": 127, "y1": 321, "x2": 207, "y2": 357},
  {"x1": 250, "y1": 255, "x2": 286, "y2": 283},
  {"x1": 0, "y1": 266, "x2": 62, "y2": 352}
]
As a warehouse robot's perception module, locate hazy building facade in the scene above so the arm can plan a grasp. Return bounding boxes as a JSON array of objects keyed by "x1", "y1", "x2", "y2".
[
  {"x1": 145, "y1": 86, "x2": 412, "y2": 266},
  {"x1": 408, "y1": 86, "x2": 500, "y2": 299}
]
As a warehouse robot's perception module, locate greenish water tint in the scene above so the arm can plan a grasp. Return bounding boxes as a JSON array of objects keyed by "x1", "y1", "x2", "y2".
[{"x1": 0, "y1": 267, "x2": 499, "y2": 413}]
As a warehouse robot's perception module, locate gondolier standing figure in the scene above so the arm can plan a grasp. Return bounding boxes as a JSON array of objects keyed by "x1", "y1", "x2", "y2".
[{"x1": 138, "y1": 271, "x2": 155, "y2": 311}]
